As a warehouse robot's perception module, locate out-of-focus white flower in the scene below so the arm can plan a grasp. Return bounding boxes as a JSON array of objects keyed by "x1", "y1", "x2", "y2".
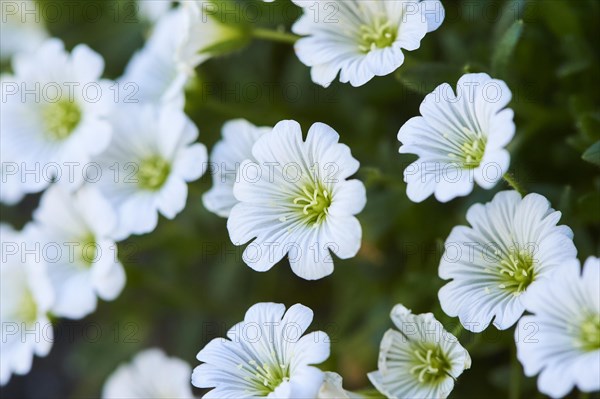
[
  {"x1": 102, "y1": 348, "x2": 194, "y2": 399},
  {"x1": 202, "y1": 119, "x2": 271, "y2": 217},
  {"x1": 438, "y1": 191, "x2": 578, "y2": 333},
  {"x1": 368, "y1": 304, "x2": 471, "y2": 399},
  {"x1": 29, "y1": 185, "x2": 125, "y2": 319},
  {"x1": 137, "y1": 0, "x2": 172, "y2": 24},
  {"x1": 227, "y1": 120, "x2": 366, "y2": 280},
  {"x1": 516, "y1": 256, "x2": 600, "y2": 399},
  {"x1": 93, "y1": 103, "x2": 207, "y2": 240},
  {"x1": 0, "y1": 225, "x2": 54, "y2": 386},
  {"x1": 177, "y1": 1, "x2": 249, "y2": 75},
  {"x1": 1, "y1": 39, "x2": 113, "y2": 194},
  {"x1": 121, "y1": 1, "x2": 246, "y2": 105},
  {"x1": 120, "y1": 7, "x2": 189, "y2": 105},
  {"x1": 291, "y1": 0, "x2": 444, "y2": 87},
  {"x1": 192, "y1": 302, "x2": 330, "y2": 398},
  {"x1": 398, "y1": 73, "x2": 515, "y2": 203},
  {"x1": 318, "y1": 372, "x2": 363, "y2": 399},
  {"x1": 0, "y1": 1, "x2": 48, "y2": 60},
  {"x1": 0, "y1": 86, "x2": 26, "y2": 205}
]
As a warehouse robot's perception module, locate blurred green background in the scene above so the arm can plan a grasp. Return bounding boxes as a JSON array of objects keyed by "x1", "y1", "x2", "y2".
[{"x1": 1, "y1": 0, "x2": 599, "y2": 398}]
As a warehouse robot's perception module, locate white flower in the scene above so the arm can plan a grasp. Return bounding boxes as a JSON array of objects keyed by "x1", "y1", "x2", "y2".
[
  {"x1": 93, "y1": 103, "x2": 207, "y2": 240},
  {"x1": 102, "y1": 348, "x2": 194, "y2": 399},
  {"x1": 318, "y1": 372, "x2": 362, "y2": 399},
  {"x1": 120, "y1": 8, "x2": 189, "y2": 105},
  {"x1": 29, "y1": 185, "x2": 125, "y2": 319},
  {"x1": 0, "y1": 99, "x2": 26, "y2": 205},
  {"x1": 137, "y1": 0, "x2": 172, "y2": 24},
  {"x1": 203, "y1": 119, "x2": 272, "y2": 217},
  {"x1": 0, "y1": 1, "x2": 48, "y2": 60},
  {"x1": 398, "y1": 73, "x2": 515, "y2": 203},
  {"x1": 192, "y1": 302, "x2": 330, "y2": 398},
  {"x1": 227, "y1": 120, "x2": 366, "y2": 280},
  {"x1": 177, "y1": 0, "x2": 248, "y2": 75},
  {"x1": 0, "y1": 224, "x2": 54, "y2": 385},
  {"x1": 438, "y1": 191, "x2": 578, "y2": 333},
  {"x1": 1, "y1": 38, "x2": 113, "y2": 194},
  {"x1": 368, "y1": 304, "x2": 471, "y2": 399},
  {"x1": 516, "y1": 256, "x2": 600, "y2": 398},
  {"x1": 291, "y1": 0, "x2": 445, "y2": 87}
]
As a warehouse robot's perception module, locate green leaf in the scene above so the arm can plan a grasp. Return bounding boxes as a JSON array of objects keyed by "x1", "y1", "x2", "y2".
[
  {"x1": 582, "y1": 141, "x2": 600, "y2": 167},
  {"x1": 491, "y1": 20, "x2": 524, "y2": 77}
]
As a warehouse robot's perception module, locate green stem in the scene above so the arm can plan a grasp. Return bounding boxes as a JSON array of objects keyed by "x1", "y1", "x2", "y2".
[
  {"x1": 252, "y1": 27, "x2": 300, "y2": 44},
  {"x1": 451, "y1": 323, "x2": 464, "y2": 338},
  {"x1": 509, "y1": 345, "x2": 521, "y2": 399},
  {"x1": 579, "y1": 392, "x2": 590, "y2": 399},
  {"x1": 503, "y1": 173, "x2": 527, "y2": 196}
]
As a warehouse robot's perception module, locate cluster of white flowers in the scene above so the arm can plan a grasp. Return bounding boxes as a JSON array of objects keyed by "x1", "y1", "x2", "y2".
[{"x1": 2, "y1": 1, "x2": 598, "y2": 398}]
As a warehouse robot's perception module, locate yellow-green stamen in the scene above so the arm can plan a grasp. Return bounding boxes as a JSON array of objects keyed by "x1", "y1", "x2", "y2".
[{"x1": 42, "y1": 100, "x2": 82, "y2": 140}]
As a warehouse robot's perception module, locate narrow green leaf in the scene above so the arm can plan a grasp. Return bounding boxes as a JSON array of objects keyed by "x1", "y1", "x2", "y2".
[
  {"x1": 582, "y1": 141, "x2": 600, "y2": 167},
  {"x1": 491, "y1": 20, "x2": 524, "y2": 77}
]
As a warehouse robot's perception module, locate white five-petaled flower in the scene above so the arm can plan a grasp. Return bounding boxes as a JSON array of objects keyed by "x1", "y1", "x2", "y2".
[
  {"x1": 102, "y1": 348, "x2": 194, "y2": 399},
  {"x1": 0, "y1": 224, "x2": 54, "y2": 386},
  {"x1": 398, "y1": 73, "x2": 515, "y2": 202},
  {"x1": 291, "y1": 0, "x2": 445, "y2": 87},
  {"x1": 438, "y1": 190, "x2": 578, "y2": 333},
  {"x1": 227, "y1": 120, "x2": 366, "y2": 281},
  {"x1": 177, "y1": 1, "x2": 248, "y2": 75},
  {"x1": 29, "y1": 185, "x2": 125, "y2": 319},
  {"x1": 192, "y1": 302, "x2": 330, "y2": 398},
  {"x1": 1, "y1": 38, "x2": 113, "y2": 195},
  {"x1": 368, "y1": 304, "x2": 471, "y2": 399},
  {"x1": 93, "y1": 103, "x2": 207, "y2": 240},
  {"x1": 120, "y1": 7, "x2": 190, "y2": 106},
  {"x1": 516, "y1": 256, "x2": 600, "y2": 399},
  {"x1": 203, "y1": 119, "x2": 272, "y2": 217}
]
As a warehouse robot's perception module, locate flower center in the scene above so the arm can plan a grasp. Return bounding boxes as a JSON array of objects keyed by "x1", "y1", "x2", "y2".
[
  {"x1": 42, "y1": 99, "x2": 82, "y2": 140},
  {"x1": 138, "y1": 155, "x2": 170, "y2": 190},
  {"x1": 447, "y1": 127, "x2": 487, "y2": 169},
  {"x1": 358, "y1": 17, "x2": 397, "y2": 53},
  {"x1": 19, "y1": 288, "x2": 38, "y2": 324},
  {"x1": 498, "y1": 250, "x2": 535, "y2": 295},
  {"x1": 292, "y1": 183, "x2": 332, "y2": 226},
  {"x1": 79, "y1": 235, "x2": 97, "y2": 267},
  {"x1": 238, "y1": 358, "x2": 290, "y2": 396},
  {"x1": 579, "y1": 314, "x2": 600, "y2": 351},
  {"x1": 410, "y1": 346, "x2": 451, "y2": 384}
]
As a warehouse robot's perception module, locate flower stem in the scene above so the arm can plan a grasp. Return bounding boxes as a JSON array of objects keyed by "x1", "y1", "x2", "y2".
[
  {"x1": 252, "y1": 27, "x2": 300, "y2": 44},
  {"x1": 509, "y1": 345, "x2": 521, "y2": 399},
  {"x1": 503, "y1": 173, "x2": 527, "y2": 196},
  {"x1": 451, "y1": 323, "x2": 464, "y2": 338}
]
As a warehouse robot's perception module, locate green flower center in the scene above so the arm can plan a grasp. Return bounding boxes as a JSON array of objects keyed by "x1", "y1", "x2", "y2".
[
  {"x1": 447, "y1": 127, "x2": 487, "y2": 169},
  {"x1": 579, "y1": 314, "x2": 600, "y2": 351},
  {"x1": 410, "y1": 345, "x2": 451, "y2": 385},
  {"x1": 42, "y1": 99, "x2": 82, "y2": 140},
  {"x1": 19, "y1": 288, "x2": 38, "y2": 324},
  {"x1": 358, "y1": 18, "x2": 397, "y2": 53},
  {"x1": 291, "y1": 182, "x2": 332, "y2": 226},
  {"x1": 498, "y1": 250, "x2": 536, "y2": 295},
  {"x1": 138, "y1": 156, "x2": 170, "y2": 190},
  {"x1": 79, "y1": 235, "x2": 97, "y2": 267},
  {"x1": 239, "y1": 358, "x2": 290, "y2": 396}
]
